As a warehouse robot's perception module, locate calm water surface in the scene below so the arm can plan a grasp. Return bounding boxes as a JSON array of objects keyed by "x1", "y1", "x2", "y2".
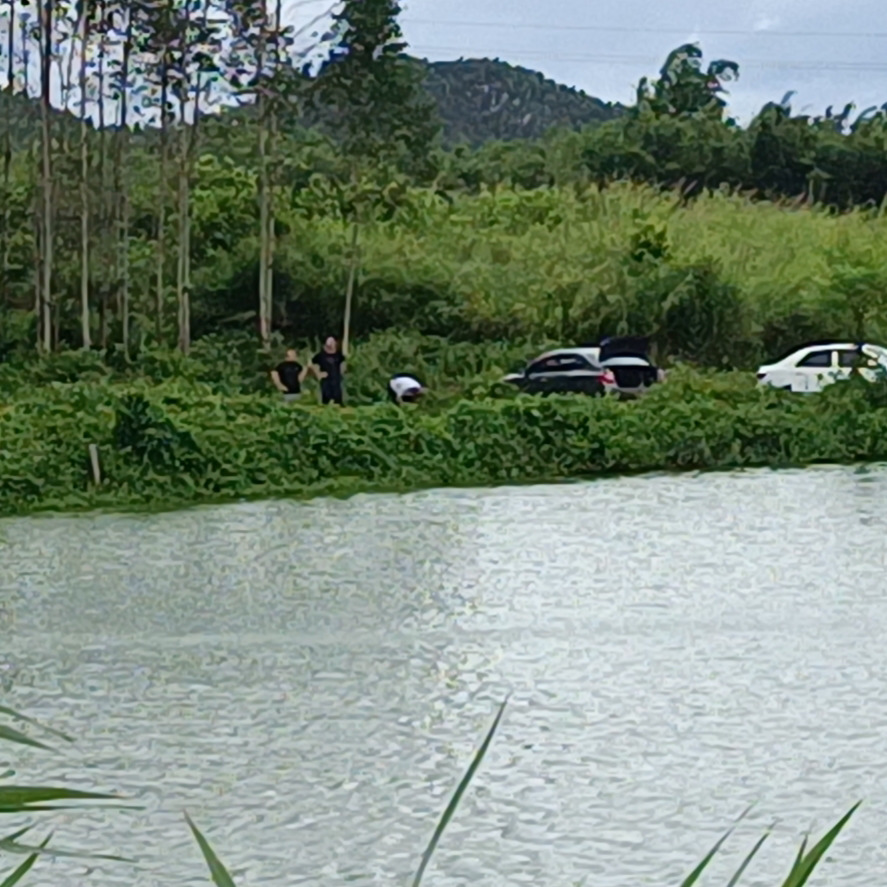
[{"x1": 2, "y1": 465, "x2": 887, "y2": 887}]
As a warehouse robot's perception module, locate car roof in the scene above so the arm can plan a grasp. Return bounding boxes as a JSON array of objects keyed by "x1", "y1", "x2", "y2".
[
  {"x1": 765, "y1": 341, "x2": 887, "y2": 365},
  {"x1": 532, "y1": 347, "x2": 602, "y2": 362}
]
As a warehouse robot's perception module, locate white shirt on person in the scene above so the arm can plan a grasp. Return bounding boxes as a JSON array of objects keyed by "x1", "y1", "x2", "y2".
[{"x1": 389, "y1": 375, "x2": 422, "y2": 397}]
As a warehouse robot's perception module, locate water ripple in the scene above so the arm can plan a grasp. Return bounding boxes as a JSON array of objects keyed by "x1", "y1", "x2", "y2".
[{"x1": 2, "y1": 465, "x2": 887, "y2": 886}]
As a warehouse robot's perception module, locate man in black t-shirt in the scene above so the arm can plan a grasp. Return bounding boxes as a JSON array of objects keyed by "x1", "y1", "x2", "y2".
[
  {"x1": 311, "y1": 336, "x2": 347, "y2": 405},
  {"x1": 270, "y1": 349, "x2": 307, "y2": 402}
]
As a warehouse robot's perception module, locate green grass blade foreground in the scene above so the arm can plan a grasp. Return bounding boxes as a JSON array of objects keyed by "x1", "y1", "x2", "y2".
[
  {"x1": 679, "y1": 805, "x2": 753, "y2": 887},
  {"x1": 778, "y1": 803, "x2": 861, "y2": 887},
  {"x1": 0, "y1": 834, "x2": 51, "y2": 887},
  {"x1": 0, "y1": 707, "x2": 74, "y2": 745},
  {"x1": 0, "y1": 786, "x2": 124, "y2": 814},
  {"x1": 0, "y1": 702, "x2": 138, "y2": 877},
  {"x1": 185, "y1": 813, "x2": 239, "y2": 887},
  {"x1": 725, "y1": 828, "x2": 771, "y2": 887},
  {"x1": 0, "y1": 728, "x2": 51, "y2": 755},
  {"x1": 412, "y1": 697, "x2": 510, "y2": 887}
]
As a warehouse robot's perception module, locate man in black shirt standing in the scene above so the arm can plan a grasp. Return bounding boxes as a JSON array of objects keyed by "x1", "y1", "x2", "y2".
[
  {"x1": 270, "y1": 348, "x2": 308, "y2": 402},
  {"x1": 311, "y1": 336, "x2": 346, "y2": 406}
]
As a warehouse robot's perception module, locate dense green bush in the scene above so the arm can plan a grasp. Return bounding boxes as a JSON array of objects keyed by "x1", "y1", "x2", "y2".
[
  {"x1": 0, "y1": 331, "x2": 546, "y2": 409},
  {"x1": 4, "y1": 175, "x2": 886, "y2": 365},
  {"x1": 3, "y1": 369, "x2": 887, "y2": 517}
]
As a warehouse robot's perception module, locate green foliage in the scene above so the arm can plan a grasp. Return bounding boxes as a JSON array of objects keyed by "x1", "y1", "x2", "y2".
[
  {"x1": 636, "y1": 43, "x2": 740, "y2": 121},
  {"x1": 308, "y1": 0, "x2": 441, "y2": 178},
  {"x1": 0, "y1": 706, "x2": 132, "y2": 883},
  {"x1": 422, "y1": 59, "x2": 624, "y2": 147},
  {"x1": 4, "y1": 367, "x2": 887, "y2": 517}
]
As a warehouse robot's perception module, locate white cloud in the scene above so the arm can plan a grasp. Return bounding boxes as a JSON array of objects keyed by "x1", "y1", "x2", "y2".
[{"x1": 752, "y1": 14, "x2": 780, "y2": 31}]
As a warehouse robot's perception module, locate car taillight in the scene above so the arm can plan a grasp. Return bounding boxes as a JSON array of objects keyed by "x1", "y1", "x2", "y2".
[{"x1": 600, "y1": 369, "x2": 616, "y2": 386}]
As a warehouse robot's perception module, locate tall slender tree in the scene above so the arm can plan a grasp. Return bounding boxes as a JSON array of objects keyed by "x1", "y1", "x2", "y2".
[
  {"x1": 1, "y1": 0, "x2": 17, "y2": 307},
  {"x1": 95, "y1": 0, "x2": 111, "y2": 347},
  {"x1": 76, "y1": 0, "x2": 92, "y2": 348},
  {"x1": 307, "y1": 0, "x2": 440, "y2": 354},
  {"x1": 141, "y1": 0, "x2": 176, "y2": 342},
  {"x1": 37, "y1": 0, "x2": 54, "y2": 351},
  {"x1": 112, "y1": 0, "x2": 135, "y2": 354}
]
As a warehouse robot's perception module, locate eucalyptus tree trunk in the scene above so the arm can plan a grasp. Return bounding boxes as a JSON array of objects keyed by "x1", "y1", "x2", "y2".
[
  {"x1": 78, "y1": 5, "x2": 92, "y2": 348},
  {"x1": 342, "y1": 161, "x2": 362, "y2": 357},
  {"x1": 175, "y1": 0, "x2": 193, "y2": 353},
  {"x1": 96, "y1": 0, "x2": 109, "y2": 348},
  {"x1": 155, "y1": 54, "x2": 169, "y2": 341},
  {"x1": 38, "y1": 0, "x2": 54, "y2": 352},
  {"x1": 20, "y1": 12, "x2": 41, "y2": 345},
  {"x1": 1, "y1": 0, "x2": 15, "y2": 305},
  {"x1": 114, "y1": 6, "x2": 133, "y2": 354},
  {"x1": 256, "y1": 5, "x2": 271, "y2": 349},
  {"x1": 342, "y1": 219, "x2": 359, "y2": 356},
  {"x1": 262, "y1": 0, "x2": 283, "y2": 342}
]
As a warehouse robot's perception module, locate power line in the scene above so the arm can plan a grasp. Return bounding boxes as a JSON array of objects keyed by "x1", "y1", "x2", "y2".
[
  {"x1": 403, "y1": 17, "x2": 887, "y2": 40},
  {"x1": 410, "y1": 44, "x2": 887, "y2": 73}
]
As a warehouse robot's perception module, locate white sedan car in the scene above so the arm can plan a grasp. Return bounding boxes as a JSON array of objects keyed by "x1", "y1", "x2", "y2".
[{"x1": 756, "y1": 342, "x2": 887, "y2": 393}]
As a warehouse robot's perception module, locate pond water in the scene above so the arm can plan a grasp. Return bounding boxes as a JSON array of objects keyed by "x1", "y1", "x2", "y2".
[{"x1": 3, "y1": 465, "x2": 887, "y2": 887}]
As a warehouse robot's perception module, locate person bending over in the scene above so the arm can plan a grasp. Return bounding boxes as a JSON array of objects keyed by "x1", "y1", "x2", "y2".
[
  {"x1": 311, "y1": 336, "x2": 347, "y2": 406},
  {"x1": 270, "y1": 349, "x2": 308, "y2": 402},
  {"x1": 388, "y1": 373, "x2": 425, "y2": 405}
]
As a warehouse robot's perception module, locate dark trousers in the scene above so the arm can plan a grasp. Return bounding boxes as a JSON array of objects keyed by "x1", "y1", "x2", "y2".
[{"x1": 321, "y1": 381, "x2": 343, "y2": 405}]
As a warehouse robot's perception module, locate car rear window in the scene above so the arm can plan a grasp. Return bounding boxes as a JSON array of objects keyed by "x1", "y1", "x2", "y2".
[{"x1": 797, "y1": 350, "x2": 831, "y2": 368}]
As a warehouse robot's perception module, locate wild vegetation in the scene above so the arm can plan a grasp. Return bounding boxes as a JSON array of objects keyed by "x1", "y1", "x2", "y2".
[
  {"x1": 2, "y1": 0, "x2": 887, "y2": 517},
  {"x1": 4, "y1": 367, "x2": 887, "y2": 518},
  {"x1": 0, "y1": 700, "x2": 864, "y2": 886},
  {"x1": 1, "y1": 0, "x2": 887, "y2": 364}
]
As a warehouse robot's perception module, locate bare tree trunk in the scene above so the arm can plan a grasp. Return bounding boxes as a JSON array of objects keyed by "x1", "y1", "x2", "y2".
[
  {"x1": 115, "y1": 7, "x2": 133, "y2": 355},
  {"x1": 175, "y1": 0, "x2": 193, "y2": 354},
  {"x1": 97, "y1": 0, "x2": 108, "y2": 349},
  {"x1": 264, "y1": 0, "x2": 283, "y2": 338},
  {"x1": 155, "y1": 56, "x2": 169, "y2": 341},
  {"x1": 78, "y1": 6, "x2": 91, "y2": 348},
  {"x1": 342, "y1": 219, "x2": 359, "y2": 356},
  {"x1": 1, "y1": 0, "x2": 15, "y2": 304},
  {"x1": 20, "y1": 12, "x2": 41, "y2": 347},
  {"x1": 39, "y1": 0, "x2": 54, "y2": 353},
  {"x1": 256, "y1": 6, "x2": 271, "y2": 349}
]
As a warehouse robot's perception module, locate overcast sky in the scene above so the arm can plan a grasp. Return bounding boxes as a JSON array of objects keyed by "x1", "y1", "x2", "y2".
[
  {"x1": 293, "y1": 0, "x2": 887, "y2": 124},
  {"x1": 2, "y1": 0, "x2": 883, "y2": 126}
]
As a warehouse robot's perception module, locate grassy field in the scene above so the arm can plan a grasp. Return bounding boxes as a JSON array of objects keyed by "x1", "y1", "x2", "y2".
[{"x1": 4, "y1": 180, "x2": 886, "y2": 364}]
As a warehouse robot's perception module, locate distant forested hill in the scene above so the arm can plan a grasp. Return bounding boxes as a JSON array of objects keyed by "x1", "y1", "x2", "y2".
[
  {"x1": 419, "y1": 58, "x2": 624, "y2": 145},
  {"x1": 0, "y1": 55, "x2": 623, "y2": 150}
]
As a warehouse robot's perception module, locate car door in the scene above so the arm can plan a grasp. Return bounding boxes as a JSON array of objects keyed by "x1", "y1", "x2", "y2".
[
  {"x1": 524, "y1": 355, "x2": 563, "y2": 395},
  {"x1": 794, "y1": 348, "x2": 834, "y2": 392},
  {"x1": 834, "y1": 347, "x2": 859, "y2": 383},
  {"x1": 525, "y1": 354, "x2": 598, "y2": 395}
]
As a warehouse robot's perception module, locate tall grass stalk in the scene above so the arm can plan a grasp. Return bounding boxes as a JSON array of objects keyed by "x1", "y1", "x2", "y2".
[
  {"x1": 0, "y1": 700, "x2": 866, "y2": 886},
  {"x1": 0, "y1": 705, "x2": 135, "y2": 877}
]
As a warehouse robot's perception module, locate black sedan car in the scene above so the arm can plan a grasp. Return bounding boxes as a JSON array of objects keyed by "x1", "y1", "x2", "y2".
[{"x1": 501, "y1": 336, "x2": 662, "y2": 398}]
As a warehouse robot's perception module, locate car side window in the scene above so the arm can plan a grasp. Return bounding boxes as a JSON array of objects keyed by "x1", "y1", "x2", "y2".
[
  {"x1": 527, "y1": 357, "x2": 557, "y2": 375},
  {"x1": 797, "y1": 350, "x2": 832, "y2": 368},
  {"x1": 840, "y1": 350, "x2": 880, "y2": 368},
  {"x1": 554, "y1": 355, "x2": 593, "y2": 372},
  {"x1": 528, "y1": 354, "x2": 590, "y2": 374}
]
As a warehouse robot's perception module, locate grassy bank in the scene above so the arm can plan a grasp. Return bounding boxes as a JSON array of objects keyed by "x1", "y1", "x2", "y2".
[{"x1": 3, "y1": 367, "x2": 887, "y2": 518}]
